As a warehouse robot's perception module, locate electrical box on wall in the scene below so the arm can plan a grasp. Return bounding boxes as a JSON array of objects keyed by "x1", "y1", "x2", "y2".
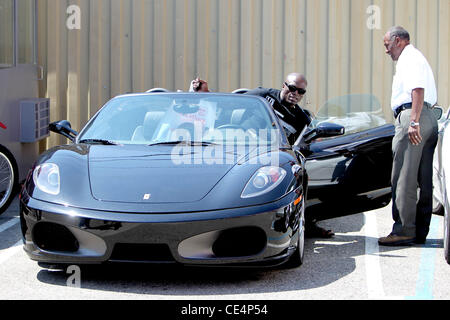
[{"x1": 20, "y1": 98, "x2": 50, "y2": 143}]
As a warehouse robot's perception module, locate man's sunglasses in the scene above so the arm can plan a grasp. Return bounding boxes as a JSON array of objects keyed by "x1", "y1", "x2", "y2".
[{"x1": 284, "y1": 82, "x2": 306, "y2": 95}]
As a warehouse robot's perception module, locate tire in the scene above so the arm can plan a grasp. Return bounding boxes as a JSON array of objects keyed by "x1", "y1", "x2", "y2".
[
  {"x1": 0, "y1": 147, "x2": 18, "y2": 215},
  {"x1": 285, "y1": 198, "x2": 305, "y2": 268}
]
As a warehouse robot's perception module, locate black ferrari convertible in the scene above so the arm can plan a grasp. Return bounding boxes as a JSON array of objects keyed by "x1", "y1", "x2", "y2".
[{"x1": 20, "y1": 92, "x2": 394, "y2": 268}]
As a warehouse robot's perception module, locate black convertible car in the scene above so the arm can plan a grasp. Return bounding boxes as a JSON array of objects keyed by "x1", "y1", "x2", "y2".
[{"x1": 20, "y1": 92, "x2": 394, "y2": 268}]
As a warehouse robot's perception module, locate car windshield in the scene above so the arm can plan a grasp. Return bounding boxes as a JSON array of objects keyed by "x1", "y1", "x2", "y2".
[
  {"x1": 78, "y1": 93, "x2": 281, "y2": 146},
  {"x1": 306, "y1": 94, "x2": 388, "y2": 138}
]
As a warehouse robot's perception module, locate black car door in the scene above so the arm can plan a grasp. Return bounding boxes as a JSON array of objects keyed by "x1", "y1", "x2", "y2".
[{"x1": 297, "y1": 94, "x2": 395, "y2": 220}]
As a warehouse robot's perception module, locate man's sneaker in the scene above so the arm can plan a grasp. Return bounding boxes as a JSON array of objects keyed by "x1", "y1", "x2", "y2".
[{"x1": 378, "y1": 234, "x2": 415, "y2": 246}]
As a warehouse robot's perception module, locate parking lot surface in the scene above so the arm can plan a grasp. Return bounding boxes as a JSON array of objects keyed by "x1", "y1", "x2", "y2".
[{"x1": 0, "y1": 195, "x2": 448, "y2": 300}]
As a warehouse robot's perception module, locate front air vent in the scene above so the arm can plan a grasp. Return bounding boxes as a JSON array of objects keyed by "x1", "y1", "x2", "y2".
[
  {"x1": 110, "y1": 243, "x2": 175, "y2": 262},
  {"x1": 212, "y1": 227, "x2": 267, "y2": 258},
  {"x1": 33, "y1": 222, "x2": 79, "y2": 252}
]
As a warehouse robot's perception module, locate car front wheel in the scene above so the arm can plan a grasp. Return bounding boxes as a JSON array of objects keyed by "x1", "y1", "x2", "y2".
[{"x1": 285, "y1": 198, "x2": 305, "y2": 268}]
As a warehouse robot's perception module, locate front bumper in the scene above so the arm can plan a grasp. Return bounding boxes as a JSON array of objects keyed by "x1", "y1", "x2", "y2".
[{"x1": 20, "y1": 191, "x2": 304, "y2": 267}]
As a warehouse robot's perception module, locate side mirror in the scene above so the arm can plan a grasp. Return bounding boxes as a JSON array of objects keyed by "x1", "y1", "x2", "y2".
[
  {"x1": 303, "y1": 122, "x2": 345, "y2": 143},
  {"x1": 49, "y1": 120, "x2": 78, "y2": 142}
]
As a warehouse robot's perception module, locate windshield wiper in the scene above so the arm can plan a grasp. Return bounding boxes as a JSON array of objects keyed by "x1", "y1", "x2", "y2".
[
  {"x1": 79, "y1": 139, "x2": 119, "y2": 145},
  {"x1": 148, "y1": 140, "x2": 218, "y2": 147}
]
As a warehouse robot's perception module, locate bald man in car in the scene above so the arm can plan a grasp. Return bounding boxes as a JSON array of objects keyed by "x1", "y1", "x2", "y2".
[{"x1": 190, "y1": 74, "x2": 334, "y2": 238}]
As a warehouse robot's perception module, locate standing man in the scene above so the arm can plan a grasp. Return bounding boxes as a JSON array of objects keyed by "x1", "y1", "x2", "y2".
[{"x1": 379, "y1": 26, "x2": 438, "y2": 246}]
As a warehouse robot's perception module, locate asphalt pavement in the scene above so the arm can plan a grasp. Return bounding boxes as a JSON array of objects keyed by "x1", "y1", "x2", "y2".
[{"x1": 0, "y1": 195, "x2": 449, "y2": 301}]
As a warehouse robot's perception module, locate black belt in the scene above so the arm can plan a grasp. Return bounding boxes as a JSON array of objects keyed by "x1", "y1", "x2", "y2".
[{"x1": 394, "y1": 102, "x2": 431, "y2": 119}]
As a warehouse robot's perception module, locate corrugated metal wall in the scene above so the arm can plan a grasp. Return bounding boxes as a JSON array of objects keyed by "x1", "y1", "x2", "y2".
[{"x1": 37, "y1": 0, "x2": 450, "y2": 148}]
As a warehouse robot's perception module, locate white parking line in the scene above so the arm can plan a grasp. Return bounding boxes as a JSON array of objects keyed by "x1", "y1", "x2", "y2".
[
  {"x1": 0, "y1": 217, "x2": 19, "y2": 234},
  {"x1": 0, "y1": 240, "x2": 23, "y2": 265},
  {"x1": 363, "y1": 212, "x2": 403, "y2": 300},
  {"x1": 363, "y1": 212, "x2": 386, "y2": 298},
  {"x1": 0, "y1": 217, "x2": 22, "y2": 265}
]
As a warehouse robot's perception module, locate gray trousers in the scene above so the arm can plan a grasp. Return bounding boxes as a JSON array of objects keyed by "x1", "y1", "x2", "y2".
[{"x1": 391, "y1": 105, "x2": 438, "y2": 238}]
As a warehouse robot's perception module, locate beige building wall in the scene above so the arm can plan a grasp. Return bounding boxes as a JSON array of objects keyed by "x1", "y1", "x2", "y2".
[{"x1": 37, "y1": 0, "x2": 450, "y2": 148}]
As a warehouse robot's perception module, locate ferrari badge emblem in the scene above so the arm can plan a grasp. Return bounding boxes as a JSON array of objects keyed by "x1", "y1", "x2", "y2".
[{"x1": 143, "y1": 194, "x2": 151, "y2": 200}]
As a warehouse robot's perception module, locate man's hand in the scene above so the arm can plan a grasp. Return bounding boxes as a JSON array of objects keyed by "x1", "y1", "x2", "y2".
[
  {"x1": 408, "y1": 125, "x2": 422, "y2": 145},
  {"x1": 190, "y1": 78, "x2": 210, "y2": 92},
  {"x1": 409, "y1": 88, "x2": 424, "y2": 145}
]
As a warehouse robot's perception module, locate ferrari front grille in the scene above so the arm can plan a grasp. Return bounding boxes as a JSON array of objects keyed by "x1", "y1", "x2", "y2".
[{"x1": 110, "y1": 243, "x2": 175, "y2": 263}]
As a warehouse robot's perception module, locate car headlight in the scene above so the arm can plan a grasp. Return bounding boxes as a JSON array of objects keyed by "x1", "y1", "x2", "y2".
[
  {"x1": 241, "y1": 166, "x2": 287, "y2": 198},
  {"x1": 33, "y1": 163, "x2": 60, "y2": 195}
]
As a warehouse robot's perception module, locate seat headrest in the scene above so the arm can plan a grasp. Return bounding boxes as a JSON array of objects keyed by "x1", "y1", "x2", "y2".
[{"x1": 143, "y1": 111, "x2": 165, "y2": 140}]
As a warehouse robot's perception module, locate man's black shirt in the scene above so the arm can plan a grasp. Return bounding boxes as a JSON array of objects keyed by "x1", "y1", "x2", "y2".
[{"x1": 245, "y1": 87, "x2": 312, "y2": 145}]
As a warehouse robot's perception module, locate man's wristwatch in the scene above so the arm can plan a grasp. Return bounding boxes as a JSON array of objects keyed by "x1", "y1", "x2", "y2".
[{"x1": 410, "y1": 121, "x2": 420, "y2": 127}]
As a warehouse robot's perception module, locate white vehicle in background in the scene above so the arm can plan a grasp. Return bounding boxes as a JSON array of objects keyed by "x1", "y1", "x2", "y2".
[{"x1": 433, "y1": 106, "x2": 450, "y2": 264}]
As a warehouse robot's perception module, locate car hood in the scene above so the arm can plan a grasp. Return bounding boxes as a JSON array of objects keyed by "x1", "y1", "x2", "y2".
[{"x1": 88, "y1": 145, "x2": 251, "y2": 203}]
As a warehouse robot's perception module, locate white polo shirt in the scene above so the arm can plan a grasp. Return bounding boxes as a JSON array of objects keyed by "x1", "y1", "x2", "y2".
[{"x1": 391, "y1": 44, "x2": 437, "y2": 111}]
